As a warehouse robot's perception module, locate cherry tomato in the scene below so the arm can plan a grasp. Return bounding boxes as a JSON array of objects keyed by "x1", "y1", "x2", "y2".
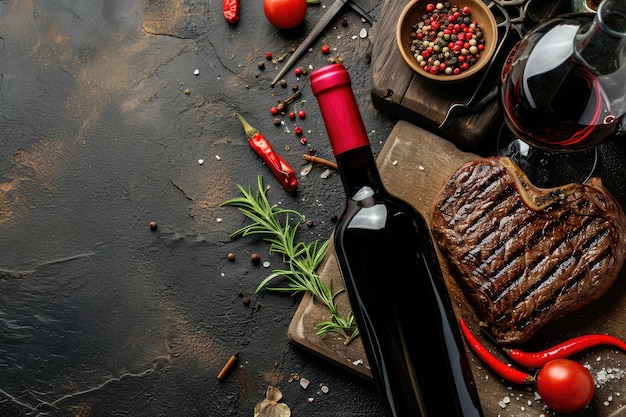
[
  {"x1": 263, "y1": 0, "x2": 307, "y2": 29},
  {"x1": 536, "y1": 359, "x2": 595, "y2": 413}
]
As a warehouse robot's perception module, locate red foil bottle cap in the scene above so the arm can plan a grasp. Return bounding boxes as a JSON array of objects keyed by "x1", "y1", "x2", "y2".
[{"x1": 310, "y1": 64, "x2": 370, "y2": 155}]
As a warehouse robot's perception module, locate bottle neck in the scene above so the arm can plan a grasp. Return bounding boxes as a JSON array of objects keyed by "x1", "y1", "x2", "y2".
[
  {"x1": 575, "y1": 0, "x2": 626, "y2": 74},
  {"x1": 335, "y1": 145, "x2": 385, "y2": 200},
  {"x1": 310, "y1": 63, "x2": 386, "y2": 198}
]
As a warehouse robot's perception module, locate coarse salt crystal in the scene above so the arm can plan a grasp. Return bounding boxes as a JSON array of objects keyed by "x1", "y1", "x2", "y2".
[
  {"x1": 321, "y1": 385, "x2": 329, "y2": 393},
  {"x1": 300, "y1": 378, "x2": 310, "y2": 389},
  {"x1": 198, "y1": 159, "x2": 204, "y2": 164},
  {"x1": 194, "y1": 69, "x2": 200, "y2": 75},
  {"x1": 262, "y1": 261, "x2": 270, "y2": 268}
]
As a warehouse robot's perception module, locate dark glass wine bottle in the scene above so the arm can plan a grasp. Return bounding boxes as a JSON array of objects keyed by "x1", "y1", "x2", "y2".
[{"x1": 310, "y1": 63, "x2": 484, "y2": 417}]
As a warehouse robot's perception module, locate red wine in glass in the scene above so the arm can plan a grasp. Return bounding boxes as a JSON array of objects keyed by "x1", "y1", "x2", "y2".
[{"x1": 498, "y1": 3, "x2": 626, "y2": 187}]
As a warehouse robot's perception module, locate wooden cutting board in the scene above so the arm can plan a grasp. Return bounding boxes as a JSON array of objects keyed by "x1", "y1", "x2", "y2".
[{"x1": 288, "y1": 121, "x2": 626, "y2": 417}]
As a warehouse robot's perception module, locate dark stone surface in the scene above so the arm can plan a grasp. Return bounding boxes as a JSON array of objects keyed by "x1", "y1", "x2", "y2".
[{"x1": 0, "y1": 1, "x2": 394, "y2": 415}]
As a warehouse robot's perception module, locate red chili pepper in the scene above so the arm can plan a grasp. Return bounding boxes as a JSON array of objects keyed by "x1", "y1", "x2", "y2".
[
  {"x1": 504, "y1": 334, "x2": 626, "y2": 368},
  {"x1": 223, "y1": 0, "x2": 240, "y2": 24},
  {"x1": 235, "y1": 113, "x2": 298, "y2": 192},
  {"x1": 459, "y1": 318, "x2": 535, "y2": 385}
]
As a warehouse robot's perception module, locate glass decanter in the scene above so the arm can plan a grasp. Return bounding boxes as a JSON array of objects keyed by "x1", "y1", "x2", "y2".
[{"x1": 498, "y1": 0, "x2": 626, "y2": 187}]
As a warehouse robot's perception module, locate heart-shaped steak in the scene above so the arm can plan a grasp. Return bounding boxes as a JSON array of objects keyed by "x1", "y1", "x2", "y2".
[{"x1": 431, "y1": 157, "x2": 626, "y2": 344}]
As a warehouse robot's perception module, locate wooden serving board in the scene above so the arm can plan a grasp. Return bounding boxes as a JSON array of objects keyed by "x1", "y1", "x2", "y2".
[{"x1": 288, "y1": 121, "x2": 626, "y2": 417}]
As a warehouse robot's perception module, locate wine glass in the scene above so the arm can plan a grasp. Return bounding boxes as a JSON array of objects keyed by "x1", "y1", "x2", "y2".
[{"x1": 497, "y1": 0, "x2": 626, "y2": 188}]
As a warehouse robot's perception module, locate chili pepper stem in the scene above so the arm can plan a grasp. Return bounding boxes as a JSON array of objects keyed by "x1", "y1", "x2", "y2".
[{"x1": 234, "y1": 112, "x2": 259, "y2": 140}]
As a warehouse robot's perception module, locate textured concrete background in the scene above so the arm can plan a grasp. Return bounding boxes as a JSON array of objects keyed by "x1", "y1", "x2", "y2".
[{"x1": 0, "y1": 0, "x2": 393, "y2": 415}]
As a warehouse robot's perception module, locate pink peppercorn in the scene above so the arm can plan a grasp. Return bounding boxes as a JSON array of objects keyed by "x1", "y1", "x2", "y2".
[
  {"x1": 300, "y1": 137, "x2": 307, "y2": 145},
  {"x1": 294, "y1": 67, "x2": 303, "y2": 76},
  {"x1": 297, "y1": 110, "x2": 306, "y2": 119},
  {"x1": 289, "y1": 111, "x2": 296, "y2": 119},
  {"x1": 294, "y1": 126, "x2": 303, "y2": 135},
  {"x1": 270, "y1": 107, "x2": 279, "y2": 115}
]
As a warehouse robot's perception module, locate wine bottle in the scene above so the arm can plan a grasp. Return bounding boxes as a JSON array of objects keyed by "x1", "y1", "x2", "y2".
[{"x1": 310, "y1": 63, "x2": 484, "y2": 417}]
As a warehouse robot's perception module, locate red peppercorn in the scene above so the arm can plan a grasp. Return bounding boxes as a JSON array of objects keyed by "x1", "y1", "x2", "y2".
[
  {"x1": 321, "y1": 45, "x2": 330, "y2": 54},
  {"x1": 425, "y1": 3, "x2": 435, "y2": 12},
  {"x1": 294, "y1": 67, "x2": 303, "y2": 76},
  {"x1": 297, "y1": 110, "x2": 306, "y2": 119},
  {"x1": 462, "y1": 6, "x2": 471, "y2": 15},
  {"x1": 300, "y1": 137, "x2": 307, "y2": 145},
  {"x1": 289, "y1": 111, "x2": 296, "y2": 120},
  {"x1": 265, "y1": 52, "x2": 273, "y2": 60},
  {"x1": 294, "y1": 126, "x2": 303, "y2": 136}
]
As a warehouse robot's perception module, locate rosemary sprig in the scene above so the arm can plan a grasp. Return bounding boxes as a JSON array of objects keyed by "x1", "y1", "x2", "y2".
[{"x1": 221, "y1": 176, "x2": 359, "y2": 344}]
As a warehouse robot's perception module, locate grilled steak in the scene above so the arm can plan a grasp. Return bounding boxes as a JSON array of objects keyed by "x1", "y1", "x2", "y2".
[{"x1": 432, "y1": 157, "x2": 626, "y2": 344}]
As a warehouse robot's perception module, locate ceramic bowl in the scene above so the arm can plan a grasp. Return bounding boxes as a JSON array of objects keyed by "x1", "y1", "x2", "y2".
[{"x1": 396, "y1": 0, "x2": 498, "y2": 82}]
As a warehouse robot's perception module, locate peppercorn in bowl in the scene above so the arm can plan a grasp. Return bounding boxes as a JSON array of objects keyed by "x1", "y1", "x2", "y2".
[{"x1": 396, "y1": 0, "x2": 497, "y2": 82}]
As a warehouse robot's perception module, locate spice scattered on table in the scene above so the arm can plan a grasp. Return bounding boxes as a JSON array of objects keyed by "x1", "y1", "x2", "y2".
[
  {"x1": 302, "y1": 154, "x2": 337, "y2": 169},
  {"x1": 300, "y1": 377, "x2": 310, "y2": 389},
  {"x1": 254, "y1": 386, "x2": 290, "y2": 417},
  {"x1": 217, "y1": 352, "x2": 239, "y2": 380}
]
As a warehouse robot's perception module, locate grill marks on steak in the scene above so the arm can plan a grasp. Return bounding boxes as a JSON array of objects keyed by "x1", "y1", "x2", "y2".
[{"x1": 432, "y1": 157, "x2": 626, "y2": 344}]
